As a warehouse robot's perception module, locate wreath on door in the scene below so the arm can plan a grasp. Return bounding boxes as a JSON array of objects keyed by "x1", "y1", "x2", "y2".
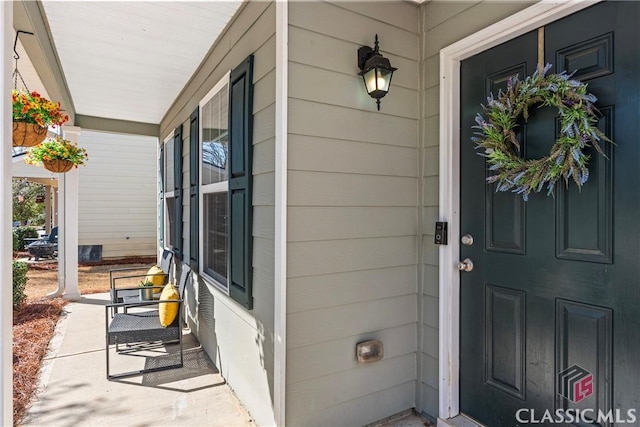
[{"x1": 472, "y1": 63, "x2": 611, "y2": 201}]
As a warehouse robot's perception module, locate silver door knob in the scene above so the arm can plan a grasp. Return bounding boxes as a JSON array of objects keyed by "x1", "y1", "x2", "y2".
[{"x1": 458, "y1": 258, "x2": 474, "y2": 272}]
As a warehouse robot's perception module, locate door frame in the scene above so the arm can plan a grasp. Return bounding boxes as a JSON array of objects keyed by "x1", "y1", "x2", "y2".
[{"x1": 437, "y1": 1, "x2": 600, "y2": 424}]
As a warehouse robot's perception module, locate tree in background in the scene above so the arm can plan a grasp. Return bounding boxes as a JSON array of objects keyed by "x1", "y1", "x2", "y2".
[{"x1": 12, "y1": 178, "x2": 46, "y2": 226}]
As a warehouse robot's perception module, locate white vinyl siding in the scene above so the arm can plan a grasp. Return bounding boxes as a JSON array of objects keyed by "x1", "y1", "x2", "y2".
[
  {"x1": 159, "y1": 2, "x2": 276, "y2": 425},
  {"x1": 77, "y1": 130, "x2": 158, "y2": 258},
  {"x1": 286, "y1": 1, "x2": 420, "y2": 426}
]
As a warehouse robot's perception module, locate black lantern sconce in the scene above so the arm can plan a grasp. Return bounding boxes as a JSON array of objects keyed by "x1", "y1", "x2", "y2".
[{"x1": 357, "y1": 34, "x2": 397, "y2": 111}]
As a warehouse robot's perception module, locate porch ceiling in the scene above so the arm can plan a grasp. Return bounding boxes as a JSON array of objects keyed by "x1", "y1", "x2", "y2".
[{"x1": 39, "y1": 1, "x2": 242, "y2": 125}]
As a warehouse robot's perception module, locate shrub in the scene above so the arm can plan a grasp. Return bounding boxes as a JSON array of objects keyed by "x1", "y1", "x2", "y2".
[
  {"x1": 13, "y1": 226, "x2": 39, "y2": 251},
  {"x1": 13, "y1": 261, "x2": 28, "y2": 309}
]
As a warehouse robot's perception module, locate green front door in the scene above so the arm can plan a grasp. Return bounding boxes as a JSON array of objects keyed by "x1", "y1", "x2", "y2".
[{"x1": 459, "y1": 2, "x2": 640, "y2": 425}]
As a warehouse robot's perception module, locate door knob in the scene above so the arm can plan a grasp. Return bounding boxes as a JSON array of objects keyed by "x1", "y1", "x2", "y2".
[{"x1": 458, "y1": 258, "x2": 474, "y2": 272}]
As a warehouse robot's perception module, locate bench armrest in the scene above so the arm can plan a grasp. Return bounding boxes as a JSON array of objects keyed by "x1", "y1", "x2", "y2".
[
  {"x1": 105, "y1": 298, "x2": 184, "y2": 311},
  {"x1": 111, "y1": 273, "x2": 168, "y2": 289},
  {"x1": 109, "y1": 267, "x2": 159, "y2": 286}
]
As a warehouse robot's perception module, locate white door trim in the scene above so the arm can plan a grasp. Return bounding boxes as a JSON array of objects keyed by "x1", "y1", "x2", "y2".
[{"x1": 437, "y1": 0, "x2": 600, "y2": 423}]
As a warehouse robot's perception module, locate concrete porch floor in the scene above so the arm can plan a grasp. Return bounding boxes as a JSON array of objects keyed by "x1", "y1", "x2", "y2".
[
  {"x1": 370, "y1": 410, "x2": 435, "y2": 427},
  {"x1": 22, "y1": 293, "x2": 255, "y2": 427}
]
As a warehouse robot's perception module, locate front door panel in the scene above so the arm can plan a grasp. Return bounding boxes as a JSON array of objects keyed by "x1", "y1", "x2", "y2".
[{"x1": 459, "y1": 3, "x2": 640, "y2": 426}]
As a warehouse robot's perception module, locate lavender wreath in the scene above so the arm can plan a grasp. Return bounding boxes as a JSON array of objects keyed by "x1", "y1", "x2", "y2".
[{"x1": 472, "y1": 64, "x2": 610, "y2": 201}]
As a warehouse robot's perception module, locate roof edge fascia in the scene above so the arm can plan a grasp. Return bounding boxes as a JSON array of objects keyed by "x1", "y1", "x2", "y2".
[{"x1": 75, "y1": 114, "x2": 160, "y2": 137}]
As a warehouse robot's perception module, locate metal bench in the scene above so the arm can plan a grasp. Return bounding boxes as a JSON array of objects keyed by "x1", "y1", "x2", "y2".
[
  {"x1": 105, "y1": 263, "x2": 190, "y2": 380},
  {"x1": 109, "y1": 248, "x2": 173, "y2": 315}
]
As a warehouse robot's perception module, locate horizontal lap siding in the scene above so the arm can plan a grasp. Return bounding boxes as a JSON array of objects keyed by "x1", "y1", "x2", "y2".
[
  {"x1": 287, "y1": 1, "x2": 420, "y2": 425},
  {"x1": 77, "y1": 130, "x2": 157, "y2": 258},
  {"x1": 159, "y1": 2, "x2": 276, "y2": 425},
  {"x1": 418, "y1": 0, "x2": 535, "y2": 418}
]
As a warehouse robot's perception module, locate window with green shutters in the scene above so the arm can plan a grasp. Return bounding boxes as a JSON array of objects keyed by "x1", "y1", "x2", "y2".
[
  {"x1": 173, "y1": 125, "x2": 183, "y2": 260},
  {"x1": 162, "y1": 126, "x2": 183, "y2": 258},
  {"x1": 189, "y1": 108, "x2": 200, "y2": 270},
  {"x1": 227, "y1": 55, "x2": 254, "y2": 309},
  {"x1": 198, "y1": 55, "x2": 254, "y2": 309},
  {"x1": 162, "y1": 133, "x2": 176, "y2": 250}
]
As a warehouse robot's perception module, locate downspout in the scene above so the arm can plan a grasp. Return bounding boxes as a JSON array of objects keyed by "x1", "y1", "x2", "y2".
[
  {"x1": 2, "y1": 3, "x2": 15, "y2": 425},
  {"x1": 274, "y1": 1, "x2": 288, "y2": 425}
]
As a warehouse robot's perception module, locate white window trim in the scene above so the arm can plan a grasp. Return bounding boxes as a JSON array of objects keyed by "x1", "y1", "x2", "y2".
[
  {"x1": 199, "y1": 71, "x2": 231, "y2": 293},
  {"x1": 437, "y1": 1, "x2": 600, "y2": 425},
  {"x1": 162, "y1": 133, "x2": 175, "y2": 250}
]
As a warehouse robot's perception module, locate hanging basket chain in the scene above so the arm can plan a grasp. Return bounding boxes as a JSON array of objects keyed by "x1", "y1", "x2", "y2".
[
  {"x1": 12, "y1": 30, "x2": 34, "y2": 92},
  {"x1": 13, "y1": 63, "x2": 30, "y2": 93}
]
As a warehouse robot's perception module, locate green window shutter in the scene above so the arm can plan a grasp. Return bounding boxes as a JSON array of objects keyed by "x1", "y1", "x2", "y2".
[
  {"x1": 228, "y1": 54, "x2": 254, "y2": 310},
  {"x1": 159, "y1": 144, "x2": 165, "y2": 249},
  {"x1": 189, "y1": 108, "x2": 199, "y2": 270},
  {"x1": 173, "y1": 124, "x2": 183, "y2": 260}
]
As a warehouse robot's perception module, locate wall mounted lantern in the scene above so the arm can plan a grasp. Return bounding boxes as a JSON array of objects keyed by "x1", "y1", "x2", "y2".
[{"x1": 357, "y1": 34, "x2": 397, "y2": 111}]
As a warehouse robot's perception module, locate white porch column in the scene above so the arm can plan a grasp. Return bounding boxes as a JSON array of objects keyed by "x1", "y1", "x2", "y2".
[
  {"x1": 2, "y1": 2, "x2": 15, "y2": 425},
  {"x1": 60, "y1": 126, "x2": 81, "y2": 300}
]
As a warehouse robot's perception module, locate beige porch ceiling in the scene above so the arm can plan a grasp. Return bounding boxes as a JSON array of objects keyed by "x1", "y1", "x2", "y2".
[{"x1": 39, "y1": 1, "x2": 242, "y2": 125}]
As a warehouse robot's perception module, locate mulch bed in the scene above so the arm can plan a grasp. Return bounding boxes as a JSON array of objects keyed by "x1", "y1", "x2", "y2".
[{"x1": 13, "y1": 298, "x2": 67, "y2": 425}]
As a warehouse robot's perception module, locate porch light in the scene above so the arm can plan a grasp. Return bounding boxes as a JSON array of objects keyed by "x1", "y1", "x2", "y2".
[{"x1": 357, "y1": 34, "x2": 397, "y2": 111}]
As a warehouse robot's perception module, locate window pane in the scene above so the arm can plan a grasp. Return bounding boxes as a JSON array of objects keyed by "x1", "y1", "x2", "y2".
[
  {"x1": 201, "y1": 83, "x2": 229, "y2": 185},
  {"x1": 166, "y1": 196, "x2": 175, "y2": 247},
  {"x1": 165, "y1": 138, "x2": 174, "y2": 191},
  {"x1": 203, "y1": 192, "x2": 228, "y2": 284}
]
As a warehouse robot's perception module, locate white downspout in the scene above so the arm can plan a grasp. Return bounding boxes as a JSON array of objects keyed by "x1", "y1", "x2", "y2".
[
  {"x1": 2, "y1": 2, "x2": 15, "y2": 424},
  {"x1": 274, "y1": 1, "x2": 288, "y2": 425}
]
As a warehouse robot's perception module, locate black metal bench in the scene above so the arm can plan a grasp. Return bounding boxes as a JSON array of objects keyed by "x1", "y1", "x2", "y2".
[
  {"x1": 108, "y1": 248, "x2": 173, "y2": 316},
  {"x1": 105, "y1": 263, "x2": 190, "y2": 380}
]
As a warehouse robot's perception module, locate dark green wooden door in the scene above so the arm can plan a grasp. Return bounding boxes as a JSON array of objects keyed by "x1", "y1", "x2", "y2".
[{"x1": 460, "y1": 3, "x2": 640, "y2": 426}]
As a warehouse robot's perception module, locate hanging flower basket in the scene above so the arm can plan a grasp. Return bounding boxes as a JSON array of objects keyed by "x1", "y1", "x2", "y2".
[
  {"x1": 12, "y1": 89, "x2": 69, "y2": 147},
  {"x1": 12, "y1": 121, "x2": 48, "y2": 147},
  {"x1": 42, "y1": 159, "x2": 74, "y2": 173},
  {"x1": 25, "y1": 136, "x2": 88, "y2": 173}
]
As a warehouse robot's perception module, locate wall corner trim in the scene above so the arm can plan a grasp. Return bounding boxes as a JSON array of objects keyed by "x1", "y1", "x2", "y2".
[{"x1": 274, "y1": 1, "x2": 288, "y2": 426}]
